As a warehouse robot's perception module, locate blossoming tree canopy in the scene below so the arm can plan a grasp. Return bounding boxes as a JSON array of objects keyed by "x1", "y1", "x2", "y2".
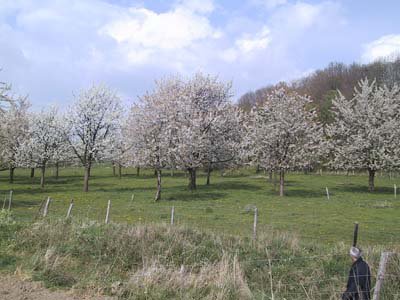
[
  {"x1": 63, "y1": 84, "x2": 122, "y2": 192},
  {"x1": 246, "y1": 88, "x2": 322, "y2": 196},
  {"x1": 327, "y1": 79, "x2": 400, "y2": 192}
]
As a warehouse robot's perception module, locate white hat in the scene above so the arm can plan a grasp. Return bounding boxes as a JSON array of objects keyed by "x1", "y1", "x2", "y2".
[{"x1": 350, "y1": 246, "x2": 362, "y2": 259}]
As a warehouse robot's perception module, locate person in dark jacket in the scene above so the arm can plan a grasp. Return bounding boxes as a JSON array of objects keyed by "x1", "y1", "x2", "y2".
[{"x1": 342, "y1": 246, "x2": 371, "y2": 300}]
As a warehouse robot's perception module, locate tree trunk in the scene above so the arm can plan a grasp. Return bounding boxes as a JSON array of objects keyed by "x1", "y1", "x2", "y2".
[
  {"x1": 368, "y1": 168, "x2": 375, "y2": 192},
  {"x1": 268, "y1": 170, "x2": 273, "y2": 183},
  {"x1": 83, "y1": 164, "x2": 91, "y2": 192},
  {"x1": 40, "y1": 165, "x2": 46, "y2": 188},
  {"x1": 188, "y1": 168, "x2": 197, "y2": 190},
  {"x1": 154, "y1": 169, "x2": 158, "y2": 176},
  {"x1": 30, "y1": 168, "x2": 35, "y2": 179},
  {"x1": 112, "y1": 164, "x2": 116, "y2": 176},
  {"x1": 256, "y1": 164, "x2": 261, "y2": 174},
  {"x1": 206, "y1": 163, "x2": 212, "y2": 185},
  {"x1": 154, "y1": 169, "x2": 162, "y2": 201},
  {"x1": 273, "y1": 172, "x2": 277, "y2": 191},
  {"x1": 279, "y1": 170, "x2": 285, "y2": 197},
  {"x1": 9, "y1": 167, "x2": 15, "y2": 184},
  {"x1": 55, "y1": 162, "x2": 59, "y2": 180},
  {"x1": 118, "y1": 164, "x2": 122, "y2": 179},
  {"x1": 136, "y1": 167, "x2": 140, "y2": 177}
]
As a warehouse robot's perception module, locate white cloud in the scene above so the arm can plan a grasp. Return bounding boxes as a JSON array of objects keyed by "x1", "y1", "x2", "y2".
[
  {"x1": 236, "y1": 26, "x2": 271, "y2": 53},
  {"x1": 362, "y1": 34, "x2": 400, "y2": 63},
  {"x1": 99, "y1": 3, "x2": 221, "y2": 65},
  {"x1": 100, "y1": 7, "x2": 219, "y2": 50},
  {"x1": 176, "y1": 0, "x2": 215, "y2": 14},
  {"x1": 220, "y1": 26, "x2": 271, "y2": 62},
  {"x1": 270, "y1": 1, "x2": 342, "y2": 31},
  {"x1": 0, "y1": 0, "x2": 348, "y2": 107},
  {"x1": 220, "y1": 48, "x2": 238, "y2": 63},
  {"x1": 253, "y1": 0, "x2": 287, "y2": 10}
]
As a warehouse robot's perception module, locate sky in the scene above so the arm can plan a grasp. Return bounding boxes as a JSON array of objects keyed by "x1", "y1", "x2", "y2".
[{"x1": 1, "y1": 0, "x2": 400, "y2": 108}]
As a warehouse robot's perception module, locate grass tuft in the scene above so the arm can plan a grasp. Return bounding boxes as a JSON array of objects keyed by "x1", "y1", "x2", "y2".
[{"x1": 2, "y1": 219, "x2": 397, "y2": 299}]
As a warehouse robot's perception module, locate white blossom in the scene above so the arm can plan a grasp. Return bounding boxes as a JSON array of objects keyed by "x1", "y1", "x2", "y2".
[
  {"x1": 246, "y1": 88, "x2": 322, "y2": 196},
  {"x1": 126, "y1": 77, "x2": 178, "y2": 200},
  {"x1": 0, "y1": 97, "x2": 30, "y2": 182},
  {"x1": 169, "y1": 72, "x2": 236, "y2": 190},
  {"x1": 17, "y1": 107, "x2": 67, "y2": 187},
  {"x1": 63, "y1": 84, "x2": 122, "y2": 192},
  {"x1": 326, "y1": 79, "x2": 400, "y2": 191}
]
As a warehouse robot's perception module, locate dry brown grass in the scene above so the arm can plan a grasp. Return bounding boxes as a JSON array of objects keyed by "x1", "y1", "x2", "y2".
[{"x1": 5, "y1": 220, "x2": 400, "y2": 299}]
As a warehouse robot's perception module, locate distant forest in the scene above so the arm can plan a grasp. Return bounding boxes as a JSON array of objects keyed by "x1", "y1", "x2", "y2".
[{"x1": 238, "y1": 57, "x2": 400, "y2": 124}]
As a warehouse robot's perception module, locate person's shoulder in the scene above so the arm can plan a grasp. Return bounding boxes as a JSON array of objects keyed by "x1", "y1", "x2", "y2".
[{"x1": 357, "y1": 258, "x2": 371, "y2": 270}]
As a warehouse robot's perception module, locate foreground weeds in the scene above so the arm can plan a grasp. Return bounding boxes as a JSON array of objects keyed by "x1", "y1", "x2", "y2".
[{"x1": 5, "y1": 220, "x2": 400, "y2": 299}]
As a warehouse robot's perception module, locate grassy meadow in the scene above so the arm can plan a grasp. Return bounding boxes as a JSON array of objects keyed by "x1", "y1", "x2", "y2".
[
  {"x1": 1, "y1": 166, "x2": 399, "y2": 245},
  {"x1": 0, "y1": 165, "x2": 400, "y2": 299}
]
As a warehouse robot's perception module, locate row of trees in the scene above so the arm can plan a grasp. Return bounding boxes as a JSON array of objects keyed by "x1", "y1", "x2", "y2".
[
  {"x1": 1, "y1": 74, "x2": 400, "y2": 198},
  {"x1": 0, "y1": 84, "x2": 122, "y2": 191},
  {"x1": 246, "y1": 79, "x2": 400, "y2": 194}
]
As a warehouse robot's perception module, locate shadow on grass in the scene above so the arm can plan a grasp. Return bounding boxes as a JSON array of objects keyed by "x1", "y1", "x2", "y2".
[
  {"x1": 0, "y1": 175, "x2": 84, "y2": 187},
  {"x1": 284, "y1": 188, "x2": 326, "y2": 198},
  {"x1": 123, "y1": 172, "x2": 188, "y2": 180},
  {"x1": 336, "y1": 184, "x2": 393, "y2": 195},
  {"x1": 165, "y1": 191, "x2": 226, "y2": 202},
  {"x1": 8, "y1": 199, "x2": 42, "y2": 208},
  {"x1": 208, "y1": 181, "x2": 262, "y2": 191},
  {"x1": 4, "y1": 185, "x2": 81, "y2": 196}
]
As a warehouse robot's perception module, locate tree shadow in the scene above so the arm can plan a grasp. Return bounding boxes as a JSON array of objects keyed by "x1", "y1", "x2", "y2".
[
  {"x1": 124, "y1": 172, "x2": 189, "y2": 180},
  {"x1": 165, "y1": 191, "x2": 226, "y2": 202},
  {"x1": 8, "y1": 199, "x2": 41, "y2": 208},
  {"x1": 336, "y1": 184, "x2": 394, "y2": 195},
  {"x1": 1, "y1": 175, "x2": 84, "y2": 187},
  {"x1": 207, "y1": 181, "x2": 262, "y2": 191},
  {"x1": 97, "y1": 186, "x2": 159, "y2": 193},
  {"x1": 284, "y1": 188, "x2": 326, "y2": 198}
]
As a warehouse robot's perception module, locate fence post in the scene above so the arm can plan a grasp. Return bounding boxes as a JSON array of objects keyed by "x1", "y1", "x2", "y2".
[
  {"x1": 105, "y1": 200, "x2": 111, "y2": 224},
  {"x1": 253, "y1": 207, "x2": 258, "y2": 241},
  {"x1": 130, "y1": 193, "x2": 134, "y2": 206},
  {"x1": 8, "y1": 190, "x2": 13, "y2": 211},
  {"x1": 2, "y1": 194, "x2": 6, "y2": 210},
  {"x1": 372, "y1": 252, "x2": 391, "y2": 300},
  {"x1": 325, "y1": 187, "x2": 330, "y2": 200},
  {"x1": 66, "y1": 199, "x2": 74, "y2": 219},
  {"x1": 394, "y1": 184, "x2": 397, "y2": 199},
  {"x1": 353, "y1": 222, "x2": 359, "y2": 247},
  {"x1": 43, "y1": 197, "x2": 51, "y2": 217},
  {"x1": 170, "y1": 206, "x2": 175, "y2": 225}
]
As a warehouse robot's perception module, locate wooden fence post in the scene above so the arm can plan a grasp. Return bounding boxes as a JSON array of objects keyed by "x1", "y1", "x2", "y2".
[
  {"x1": 66, "y1": 199, "x2": 74, "y2": 219},
  {"x1": 43, "y1": 197, "x2": 51, "y2": 217},
  {"x1": 394, "y1": 184, "x2": 397, "y2": 199},
  {"x1": 170, "y1": 206, "x2": 175, "y2": 225},
  {"x1": 372, "y1": 252, "x2": 391, "y2": 300},
  {"x1": 253, "y1": 207, "x2": 258, "y2": 241},
  {"x1": 105, "y1": 200, "x2": 111, "y2": 224},
  {"x1": 325, "y1": 187, "x2": 330, "y2": 200},
  {"x1": 8, "y1": 190, "x2": 13, "y2": 211},
  {"x1": 2, "y1": 194, "x2": 6, "y2": 210},
  {"x1": 353, "y1": 222, "x2": 359, "y2": 247}
]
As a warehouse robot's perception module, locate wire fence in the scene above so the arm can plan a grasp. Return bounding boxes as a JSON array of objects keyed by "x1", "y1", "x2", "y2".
[
  {"x1": 0, "y1": 178, "x2": 399, "y2": 299},
  {"x1": 1, "y1": 192, "x2": 399, "y2": 246}
]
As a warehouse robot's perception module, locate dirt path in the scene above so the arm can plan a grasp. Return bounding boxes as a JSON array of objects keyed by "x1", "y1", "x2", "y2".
[{"x1": 0, "y1": 275, "x2": 115, "y2": 300}]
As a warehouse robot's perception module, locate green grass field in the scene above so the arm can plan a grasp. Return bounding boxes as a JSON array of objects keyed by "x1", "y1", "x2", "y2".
[{"x1": 1, "y1": 166, "x2": 399, "y2": 247}]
